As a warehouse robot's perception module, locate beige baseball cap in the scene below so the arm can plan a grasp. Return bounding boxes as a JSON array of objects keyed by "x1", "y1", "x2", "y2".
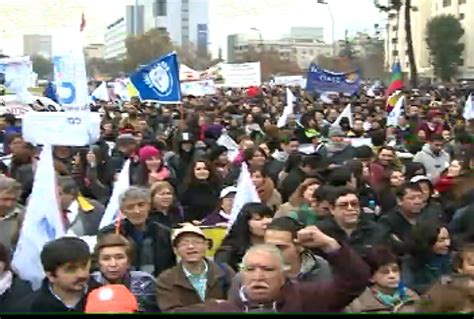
[{"x1": 171, "y1": 223, "x2": 206, "y2": 246}]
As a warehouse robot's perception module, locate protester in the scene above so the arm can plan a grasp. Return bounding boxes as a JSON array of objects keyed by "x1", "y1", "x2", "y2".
[
  {"x1": 275, "y1": 178, "x2": 320, "y2": 219},
  {"x1": 0, "y1": 177, "x2": 24, "y2": 251},
  {"x1": 249, "y1": 166, "x2": 282, "y2": 212},
  {"x1": 346, "y1": 246, "x2": 419, "y2": 313},
  {"x1": 91, "y1": 234, "x2": 158, "y2": 312},
  {"x1": 201, "y1": 225, "x2": 371, "y2": 312},
  {"x1": 17, "y1": 237, "x2": 100, "y2": 312},
  {"x1": 413, "y1": 134, "x2": 451, "y2": 182},
  {"x1": 0, "y1": 242, "x2": 32, "y2": 312},
  {"x1": 401, "y1": 222, "x2": 452, "y2": 295},
  {"x1": 56, "y1": 176, "x2": 105, "y2": 236},
  {"x1": 156, "y1": 223, "x2": 235, "y2": 312},
  {"x1": 201, "y1": 186, "x2": 236, "y2": 227},
  {"x1": 215, "y1": 203, "x2": 273, "y2": 271}
]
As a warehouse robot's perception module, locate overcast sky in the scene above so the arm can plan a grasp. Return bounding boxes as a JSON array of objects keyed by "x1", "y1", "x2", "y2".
[{"x1": 0, "y1": 0, "x2": 384, "y2": 57}]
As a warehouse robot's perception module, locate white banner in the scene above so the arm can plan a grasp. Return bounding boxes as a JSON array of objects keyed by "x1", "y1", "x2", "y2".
[
  {"x1": 273, "y1": 75, "x2": 304, "y2": 87},
  {"x1": 23, "y1": 112, "x2": 101, "y2": 146},
  {"x1": 221, "y1": 62, "x2": 261, "y2": 88},
  {"x1": 53, "y1": 31, "x2": 89, "y2": 112},
  {"x1": 0, "y1": 56, "x2": 34, "y2": 103},
  {"x1": 181, "y1": 80, "x2": 217, "y2": 96}
]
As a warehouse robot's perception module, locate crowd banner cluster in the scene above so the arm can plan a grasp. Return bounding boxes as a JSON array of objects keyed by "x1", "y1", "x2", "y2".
[
  {"x1": 221, "y1": 62, "x2": 262, "y2": 88},
  {"x1": 305, "y1": 63, "x2": 361, "y2": 95}
]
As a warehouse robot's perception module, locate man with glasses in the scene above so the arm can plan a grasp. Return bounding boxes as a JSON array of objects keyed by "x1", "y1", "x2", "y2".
[
  {"x1": 317, "y1": 187, "x2": 388, "y2": 256},
  {"x1": 413, "y1": 134, "x2": 450, "y2": 182},
  {"x1": 156, "y1": 223, "x2": 235, "y2": 312}
]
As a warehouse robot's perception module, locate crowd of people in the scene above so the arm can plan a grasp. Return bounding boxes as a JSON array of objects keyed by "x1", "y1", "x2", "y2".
[{"x1": 0, "y1": 84, "x2": 473, "y2": 313}]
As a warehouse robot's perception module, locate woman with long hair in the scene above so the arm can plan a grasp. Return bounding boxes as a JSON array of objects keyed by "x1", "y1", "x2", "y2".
[
  {"x1": 275, "y1": 177, "x2": 320, "y2": 218},
  {"x1": 401, "y1": 222, "x2": 452, "y2": 295},
  {"x1": 179, "y1": 159, "x2": 221, "y2": 222},
  {"x1": 214, "y1": 202, "x2": 274, "y2": 271},
  {"x1": 376, "y1": 168, "x2": 405, "y2": 215},
  {"x1": 134, "y1": 145, "x2": 175, "y2": 188}
]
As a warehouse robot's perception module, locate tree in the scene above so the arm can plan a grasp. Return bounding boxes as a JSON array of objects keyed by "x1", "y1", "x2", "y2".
[
  {"x1": 124, "y1": 28, "x2": 174, "y2": 72},
  {"x1": 236, "y1": 47, "x2": 302, "y2": 80},
  {"x1": 31, "y1": 55, "x2": 53, "y2": 79},
  {"x1": 374, "y1": 0, "x2": 418, "y2": 87},
  {"x1": 426, "y1": 15, "x2": 465, "y2": 82},
  {"x1": 85, "y1": 58, "x2": 125, "y2": 79}
]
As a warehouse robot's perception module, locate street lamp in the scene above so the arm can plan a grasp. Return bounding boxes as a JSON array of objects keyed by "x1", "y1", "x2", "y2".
[{"x1": 316, "y1": 0, "x2": 336, "y2": 57}]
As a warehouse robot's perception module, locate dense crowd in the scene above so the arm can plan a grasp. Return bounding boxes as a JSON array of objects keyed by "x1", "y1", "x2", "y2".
[{"x1": 0, "y1": 84, "x2": 473, "y2": 312}]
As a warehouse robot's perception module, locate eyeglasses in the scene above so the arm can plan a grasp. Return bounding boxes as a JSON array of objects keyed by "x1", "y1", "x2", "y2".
[
  {"x1": 335, "y1": 201, "x2": 360, "y2": 209},
  {"x1": 177, "y1": 239, "x2": 206, "y2": 248}
]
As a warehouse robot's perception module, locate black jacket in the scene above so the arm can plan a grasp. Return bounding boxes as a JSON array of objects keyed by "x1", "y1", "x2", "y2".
[
  {"x1": 0, "y1": 275, "x2": 33, "y2": 312},
  {"x1": 317, "y1": 217, "x2": 388, "y2": 257},
  {"x1": 279, "y1": 167, "x2": 307, "y2": 203},
  {"x1": 179, "y1": 182, "x2": 220, "y2": 222},
  {"x1": 14, "y1": 278, "x2": 101, "y2": 313}
]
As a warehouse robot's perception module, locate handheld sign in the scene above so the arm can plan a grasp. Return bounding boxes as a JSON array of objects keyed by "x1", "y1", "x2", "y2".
[{"x1": 22, "y1": 112, "x2": 101, "y2": 146}]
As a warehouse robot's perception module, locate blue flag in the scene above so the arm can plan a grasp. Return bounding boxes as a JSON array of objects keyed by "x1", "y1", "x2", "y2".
[
  {"x1": 130, "y1": 52, "x2": 181, "y2": 103},
  {"x1": 305, "y1": 64, "x2": 361, "y2": 95}
]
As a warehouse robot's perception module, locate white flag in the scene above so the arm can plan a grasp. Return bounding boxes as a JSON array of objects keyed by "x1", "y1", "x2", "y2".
[
  {"x1": 228, "y1": 162, "x2": 260, "y2": 228},
  {"x1": 332, "y1": 104, "x2": 353, "y2": 128},
  {"x1": 99, "y1": 159, "x2": 131, "y2": 230},
  {"x1": 113, "y1": 78, "x2": 131, "y2": 101},
  {"x1": 463, "y1": 93, "x2": 474, "y2": 120},
  {"x1": 217, "y1": 131, "x2": 240, "y2": 162},
  {"x1": 277, "y1": 88, "x2": 296, "y2": 128},
  {"x1": 386, "y1": 95, "x2": 405, "y2": 127},
  {"x1": 91, "y1": 81, "x2": 110, "y2": 102},
  {"x1": 11, "y1": 145, "x2": 65, "y2": 290}
]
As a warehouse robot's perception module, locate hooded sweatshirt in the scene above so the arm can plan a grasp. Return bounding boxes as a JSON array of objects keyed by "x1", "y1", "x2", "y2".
[{"x1": 413, "y1": 144, "x2": 450, "y2": 182}]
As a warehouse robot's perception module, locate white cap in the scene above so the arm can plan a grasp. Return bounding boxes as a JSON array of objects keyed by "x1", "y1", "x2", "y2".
[
  {"x1": 220, "y1": 186, "x2": 237, "y2": 199},
  {"x1": 171, "y1": 223, "x2": 206, "y2": 246}
]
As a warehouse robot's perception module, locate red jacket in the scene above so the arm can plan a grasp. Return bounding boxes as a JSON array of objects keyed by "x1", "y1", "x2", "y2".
[{"x1": 435, "y1": 175, "x2": 455, "y2": 194}]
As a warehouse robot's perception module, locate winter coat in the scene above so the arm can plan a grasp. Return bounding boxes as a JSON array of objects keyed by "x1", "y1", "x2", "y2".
[
  {"x1": 377, "y1": 209, "x2": 444, "y2": 255},
  {"x1": 201, "y1": 210, "x2": 230, "y2": 226},
  {"x1": 190, "y1": 244, "x2": 370, "y2": 312},
  {"x1": 279, "y1": 167, "x2": 307, "y2": 203},
  {"x1": 319, "y1": 143, "x2": 356, "y2": 166},
  {"x1": 413, "y1": 144, "x2": 450, "y2": 182},
  {"x1": 91, "y1": 270, "x2": 159, "y2": 312},
  {"x1": 156, "y1": 259, "x2": 235, "y2": 312},
  {"x1": 401, "y1": 254, "x2": 452, "y2": 295},
  {"x1": 179, "y1": 181, "x2": 220, "y2": 222},
  {"x1": 14, "y1": 278, "x2": 101, "y2": 312},
  {"x1": 346, "y1": 287, "x2": 419, "y2": 313},
  {"x1": 448, "y1": 203, "x2": 474, "y2": 249},
  {"x1": 100, "y1": 216, "x2": 176, "y2": 278},
  {"x1": 0, "y1": 274, "x2": 33, "y2": 312},
  {"x1": 317, "y1": 217, "x2": 389, "y2": 257}
]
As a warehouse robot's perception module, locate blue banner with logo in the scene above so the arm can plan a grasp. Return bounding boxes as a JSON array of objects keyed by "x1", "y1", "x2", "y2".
[
  {"x1": 130, "y1": 52, "x2": 182, "y2": 103},
  {"x1": 305, "y1": 64, "x2": 361, "y2": 95}
]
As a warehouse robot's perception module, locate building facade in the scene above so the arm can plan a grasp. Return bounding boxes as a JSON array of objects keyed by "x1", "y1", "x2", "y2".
[
  {"x1": 385, "y1": 0, "x2": 474, "y2": 80},
  {"x1": 136, "y1": 0, "x2": 209, "y2": 56},
  {"x1": 227, "y1": 28, "x2": 331, "y2": 69},
  {"x1": 84, "y1": 44, "x2": 105, "y2": 60},
  {"x1": 23, "y1": 35, "x2": 52, "y2": 59},
  {"x1": 104, "y1": 5, "x2": 144, "y2": 61}
]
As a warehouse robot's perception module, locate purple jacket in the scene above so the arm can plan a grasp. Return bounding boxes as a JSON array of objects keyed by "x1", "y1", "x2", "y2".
[{"x1": 201, "y1": 211, "x2": 229, "y2": 226}]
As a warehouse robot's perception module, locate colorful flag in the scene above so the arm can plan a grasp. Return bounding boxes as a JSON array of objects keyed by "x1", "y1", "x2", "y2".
[
  {"x1": 228, "y1": 162, "x2": 260, "y2": 228},
  {"x1": 387, "y1": 95, "x2": 405, "y2": 127},
  {"x1": 130, "y1": 52, "x2": 181, "y2": 103},
  {"x1": 11, "y1": 144, "x2": 65, "y2": 290},
  {"x1": 386, "y1": 90, "x2": 403, "y2": 113},
  {"x1": 277, "y1": 88, "x2": 296, "y2": 128},
  {"x1": 386, "y1": 62, "x2": 404, "y2": 97},
  {"x1": 332, "y1": 104, "x2": 353, "y2": 128},
  {"x1": 463, "y1": 93, "x2": 474, "y2": 120},
  {"x1": 99, "y1": 159, "x2": 131, "y2": 230}
]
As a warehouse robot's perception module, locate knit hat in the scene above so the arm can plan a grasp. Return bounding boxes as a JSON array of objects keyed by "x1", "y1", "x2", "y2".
[
  {"x1": 85, "y1": 285, "x2": 138, "y2": 313},
  {"x1": 138, "y1": 145, "x2": 160, "y2": 162}
]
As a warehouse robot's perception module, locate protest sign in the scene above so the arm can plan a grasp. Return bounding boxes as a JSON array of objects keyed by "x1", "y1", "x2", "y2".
[
  {"x1": 273, "y1": 75, "x2": 304, "y2": 87},
  {"x1": 22, "y1": 112, "x2": 101, "y2": 146},
  {"x1": 181, "y1": 80, "x2": 216, "y2": 96},
  {"x1": 305, "y1": 64, "x2": 360, "y2": 95},
  {"x1": 221, "y1": 62, "x2": 261, "y2": 88}
]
